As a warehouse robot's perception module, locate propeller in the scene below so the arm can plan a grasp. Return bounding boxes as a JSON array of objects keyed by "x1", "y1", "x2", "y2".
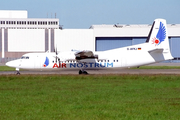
[{"x1": 54, "y1": 47, "x2": 58, "y2": 63}]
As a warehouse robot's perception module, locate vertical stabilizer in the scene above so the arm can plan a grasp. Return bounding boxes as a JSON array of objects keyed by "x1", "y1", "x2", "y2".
[{"x1": 146, "y1": 19, "x2": 173, "y2": 60}]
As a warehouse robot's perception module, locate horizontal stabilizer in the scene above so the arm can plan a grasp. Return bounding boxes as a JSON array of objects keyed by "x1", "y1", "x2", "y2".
[{"x1": 148, "y1": 48, "x2": 163, "y2": 53}]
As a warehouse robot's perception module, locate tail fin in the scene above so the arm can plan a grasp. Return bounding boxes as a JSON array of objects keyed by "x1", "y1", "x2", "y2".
[{"x1": 146, "y1": 19, "x2": 173, "y2": 60}]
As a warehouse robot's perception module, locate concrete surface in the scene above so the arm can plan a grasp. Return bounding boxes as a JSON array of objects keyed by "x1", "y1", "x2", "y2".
[{"x1": 0, "y1": 69, "x2": 180, "y2": 75}]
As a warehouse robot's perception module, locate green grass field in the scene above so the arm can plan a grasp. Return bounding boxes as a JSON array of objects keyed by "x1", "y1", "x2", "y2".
[
  {"x1": 0, "y1": 66, "x2": 17, "y2": 71},
  {"x1": 0, "y1": 74, "x2": 180, "y2": 120}
]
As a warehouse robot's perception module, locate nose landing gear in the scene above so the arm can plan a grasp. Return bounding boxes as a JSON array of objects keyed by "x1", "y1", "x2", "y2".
[
  {"x1": 15, "y1": 68, "x2": 20, "y2": 75},
  {"x1": 16, "y1": 71, "x2": 20, "y2": 75}
]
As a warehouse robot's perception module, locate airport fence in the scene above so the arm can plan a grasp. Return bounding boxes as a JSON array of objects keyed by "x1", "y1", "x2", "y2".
[{"x1": 0, "y1": 58, "x2": 19, "y2": 63}]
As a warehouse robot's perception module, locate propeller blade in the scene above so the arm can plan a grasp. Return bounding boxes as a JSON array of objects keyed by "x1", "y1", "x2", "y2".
[{"x1": 56, "y1": 47, "x2": 57, "y2": 55}]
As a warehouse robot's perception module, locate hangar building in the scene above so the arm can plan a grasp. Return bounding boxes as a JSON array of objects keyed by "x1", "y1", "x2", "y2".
[{"x1": 0, "y1": 10, "x2": 180, "y2": 63}]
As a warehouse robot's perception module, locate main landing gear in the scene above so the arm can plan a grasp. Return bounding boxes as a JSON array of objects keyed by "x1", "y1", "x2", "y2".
[
  {"x1": 79, "y1": 70, "x2": 88, "y2": 75},
  {"x1": 77, "y1": 62, "x2": 89, "y2": 75}
]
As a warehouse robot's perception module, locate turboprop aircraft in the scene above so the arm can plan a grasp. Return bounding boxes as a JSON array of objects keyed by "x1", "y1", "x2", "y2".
[{"x1": 6, "y1": 19, "x2": 173, "y2": 74}]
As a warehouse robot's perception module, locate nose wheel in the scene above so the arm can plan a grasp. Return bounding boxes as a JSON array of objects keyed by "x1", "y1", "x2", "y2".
[{"x1": 16, "y1": 71, "x2": 20, "y2": 75}]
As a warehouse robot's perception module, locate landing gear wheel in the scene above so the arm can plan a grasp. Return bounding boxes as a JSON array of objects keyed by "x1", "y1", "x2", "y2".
[
  {"x1": 83, "y1": 71, "x2": 88, "y2": 74},
  {"x1": 16, "y1": 71, "x2": 20, "y2": 75},
  {"x1": 79, "y1": 70, "x2": 88, "y2": 75},
  {"x1": 79, "y1": 70, "x2": 82, "y2": 74}
]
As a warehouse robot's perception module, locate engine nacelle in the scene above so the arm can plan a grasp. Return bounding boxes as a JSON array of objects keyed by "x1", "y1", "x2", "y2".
[{"x1": 58, "y1": 51, "x2": 76, "y2": 61}]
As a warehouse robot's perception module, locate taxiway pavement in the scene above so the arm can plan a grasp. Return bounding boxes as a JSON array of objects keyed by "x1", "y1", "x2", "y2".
[
  {"x1": 1, "y1": 63, "x2": 180, "y2": 75},
  {"x1": 0, "y1": 69, "x2": 180, "y2": 75}
]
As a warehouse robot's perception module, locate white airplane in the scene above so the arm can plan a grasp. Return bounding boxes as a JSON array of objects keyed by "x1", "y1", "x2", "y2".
[{"x1": 6, "y1": 19, "x2": 173, "y2": 74}]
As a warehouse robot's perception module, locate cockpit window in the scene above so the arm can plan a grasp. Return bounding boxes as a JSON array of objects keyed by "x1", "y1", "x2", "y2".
[{"x1": 21, "y1": 56, "x2": 29, "y2": 59}]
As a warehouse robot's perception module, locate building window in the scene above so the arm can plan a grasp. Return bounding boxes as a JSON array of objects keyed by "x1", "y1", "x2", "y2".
[
  {"x1": 0, "y1": 21, "x2": 5, "y2": 24},
  {"x1": 38, "y1": 21, "x2": 43, "y2": 25},
  {"x1": 22, "y1": 21, "x2": 26, "y2": 24},
  {"x1": 17, "y1": 21, "x2": 22, "y2": 24},
  {"x1": 43, "y1": 21, "x2": 47, "y2": 25}
]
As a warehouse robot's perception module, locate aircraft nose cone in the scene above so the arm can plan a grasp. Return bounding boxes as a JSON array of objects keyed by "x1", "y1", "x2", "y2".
[
  {"x1": 6, "y1": 60, "x2": 20, "y2": 68},
  {"x1": 6, "y1": 61, "x2": 14, "y2": 67}
]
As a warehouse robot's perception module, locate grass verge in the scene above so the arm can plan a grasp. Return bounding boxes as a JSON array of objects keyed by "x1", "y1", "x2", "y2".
[
  {"x1": 0, "y1": 66, "x2": 17, "y2": 71},
  {"x1": 132, "y1": 66, "x2": 180, "y2": 69},
  {"x1": 0, "y1": 74, "x2": 180, "y2": 120}
]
